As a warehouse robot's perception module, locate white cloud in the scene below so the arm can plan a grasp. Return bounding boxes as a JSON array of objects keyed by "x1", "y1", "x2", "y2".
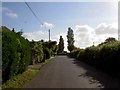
[
  {"x1": 2, "y1": 7, "x2": 11, "y2": 12},
  {"x1": 94, "y1": 23, "x2": 118, "y2": 45},
  {"x1": 23, "y1": 30, "x2": 46, "y2": 41},
  {"x1": 6, "y1": 12, "x2": 18, "y2": 18},
  {"x1": 73, "y1": 23, "x2": 118, "y2": 48},
  {"x1": 94, "y1": 33, "x2": 118, "y2": 45},
  {"x1": 74, "y1": 25, "x2": 96, "y2": 48},
  {"x1": 2, "y1": 6, "x2": 18, "y2": 18},
  {"x1": 95, "y1": 23, "x2": 118, "y2": 35},
  {"x1": 41, "y1": 22, "x2": 54, "y2": 29}
]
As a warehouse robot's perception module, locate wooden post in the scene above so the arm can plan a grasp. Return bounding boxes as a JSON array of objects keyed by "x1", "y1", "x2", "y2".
[{"x1": 49, "y1": 29, "x2": 50, "y2": 42}]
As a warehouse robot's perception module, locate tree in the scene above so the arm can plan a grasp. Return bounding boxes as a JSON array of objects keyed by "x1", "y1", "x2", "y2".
[
  {"x1": 105, "y1": 37, "x2": 117, "y2": 43},
  {"x1": 16, "y1": 30, "x2": 23, "y2": 36},
  {"x1": 41, "y1": 39, "x2": 44, "y2": 43},
  {"x1": 58, "y1": 36, "x2": 64, "y2": 53},
  {"x1": 30, "y1": 41, "x2": 44, "y2": 64},
  {"x1": 98, "y1": 37, "x2": 117, "y2": 46},
  {"x1": 67, "y1": 27, "x2": 75, "y2": 52}
]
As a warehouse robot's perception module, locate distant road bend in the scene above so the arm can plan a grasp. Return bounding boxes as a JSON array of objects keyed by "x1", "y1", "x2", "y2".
[{"x1": 24, "y1": 56, "x2": 120, "y2": 88}]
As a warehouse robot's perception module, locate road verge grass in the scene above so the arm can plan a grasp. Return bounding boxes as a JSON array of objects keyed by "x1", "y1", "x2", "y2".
[
  {"x1": 2, "y1": 69, "x2": 39, "y2": 88},
  {"x1": 2, "y1": 56, "x2": 55, "y2": 88},
  {"x1": 42, "y1": 56, "x2": 54, "y2": 65}
]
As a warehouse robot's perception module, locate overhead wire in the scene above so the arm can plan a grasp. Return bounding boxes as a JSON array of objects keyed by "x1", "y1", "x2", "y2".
[
  {"x1": 24, "y1": 0, "x2": 50, "y2": 41},
  {"x1": 24, "y1": 0, "x2": 44, "y2": 25}
]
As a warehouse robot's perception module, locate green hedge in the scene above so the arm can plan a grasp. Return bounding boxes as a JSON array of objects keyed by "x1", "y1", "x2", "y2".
[
  {"x1": 43, "y1": 47, "x2": 51, "y2": 60},
  {"x1": 2, "y1": 26, "x2": 57, "y2": 82},
  {"x1": 30, "y1": 41, "x2": 44, "y2": 64},
  {"x1": 30, "y1": 41, "x2": 55, "y2": 64},
  {"x1": 68, "y1": 41, "x2": 120, "y2": 78},
  {"x1": 2, "y1": 27, "x2": 30, "y2": 82},
  {"x1": 42, "y1": 41, "x2": 57, "y2": 56},
  {"x1": 68, "y1": 48, "x2": 81, "y2": 58}
]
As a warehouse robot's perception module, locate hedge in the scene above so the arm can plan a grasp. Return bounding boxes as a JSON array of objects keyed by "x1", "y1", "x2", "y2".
[
  {"x1": 30, "y1": 41, "x2": 56, "y2": 64},
  {"x1": 43, "y1": 46, "x2": 51, "y2": 60},
  {"x1": 67, "y1": 48, "x2": 82, "y2": 58},
  {"x1": 2, "y1": 26, "x2": 57, "y2": 82},
  {"x1": 2, "y1": 27, "x2": 30, "y2": 82},
  {"x1": 68, "y1": 41, "x2": 120, "y2": 78},
  {"x1": 30, "y1": 41, "x2": 44, "y2": 64}
]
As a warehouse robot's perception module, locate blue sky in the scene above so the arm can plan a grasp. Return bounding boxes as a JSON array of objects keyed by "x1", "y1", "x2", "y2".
[{"x1": 2, "y1": 2, "x2": 118, "y2": 51}]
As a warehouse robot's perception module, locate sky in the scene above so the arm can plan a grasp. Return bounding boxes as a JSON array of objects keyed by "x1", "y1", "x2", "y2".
[{"x1": 1, "y1": 1, "x2": 119, "y2": 51}]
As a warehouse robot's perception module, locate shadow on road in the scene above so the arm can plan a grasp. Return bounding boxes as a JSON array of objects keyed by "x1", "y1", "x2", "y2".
[{"x1": 69, "y1": 57, "x2": 120, "y2": 88}]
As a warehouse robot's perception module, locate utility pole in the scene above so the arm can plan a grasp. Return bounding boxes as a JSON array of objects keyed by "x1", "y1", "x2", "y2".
[
  {"x1": 49, "y1": 29, "x2": 50, "y2": 42},
  {"x1": 93, "y1": 42, "x2": 94, "y2": 46}
]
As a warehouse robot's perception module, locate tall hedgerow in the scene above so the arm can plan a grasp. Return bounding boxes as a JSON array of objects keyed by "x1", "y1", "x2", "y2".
[
  {"x1": 2, "y1": 26, "x2": 30, "y2": 82},
  {"x1": 68, "y1": 38, "x2": 120, "y2": 78},
  {"x1": 30, "y1": 41, "x2": 44, "y2": 64}
]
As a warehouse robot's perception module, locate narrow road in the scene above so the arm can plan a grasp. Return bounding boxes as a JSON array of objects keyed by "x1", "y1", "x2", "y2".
[{"x1": 24, "y1": 56, "x2": 119, "y2": 88}]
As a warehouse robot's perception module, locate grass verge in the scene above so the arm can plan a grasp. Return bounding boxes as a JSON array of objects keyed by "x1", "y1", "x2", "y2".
[
  {"x1": 2, "y1": 56, "x2": 55, "y2": 88},
  {"x1": 42, "y1": 56, "x2": 54, "y2": 65},
  {"x1": 2, "y1": 69, "x2": 39, "y2": 88}
]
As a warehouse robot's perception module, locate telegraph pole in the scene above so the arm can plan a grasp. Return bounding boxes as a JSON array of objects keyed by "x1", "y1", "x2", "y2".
[
  {"x1": 93, "y1": 42, "x2": 94, "y2": 46},
  {"x1": 49, "y1": 29, "x2": 50, "y2": 42}
]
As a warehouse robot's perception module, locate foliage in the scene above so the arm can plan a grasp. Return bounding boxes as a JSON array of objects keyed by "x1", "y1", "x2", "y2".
[
  {"x1": 68, "y1": 38, "x2": 120, "y2": 78},
  {"x1": 57, "y1": 36, "x2": 64, "y2": 53},
  {"x1": 30, "y1": 40, "x2": 57, "y2": 64},
  {"x1": 98, "y1": 37, "x2": 117, "y2": 46},
  {"x1": 43, "y1": 46, "x2": 51, "y2": 60},
  {"x1": 2, "y1": 26, "x2": 57, "y2": 84},
  {"x1": 2, "y1": 69, "x2": 39, "y2": 88},
  {"x1": 43, "y1": 41, "x2": 57, "y2": 50},
  {"x1": 68, "y1": 48, "x2": 81, "y2": 58},
  {"x1": 105, "y1": 37, "x2": 117, "y2": 43},
  {"x1": 67, "y1": 44, "x2": 75, "y2": 52},
  {"x1": 2, "y1": 26, "x2": 30, "y2": 82},
  {"x1": 42, "y1": 41, "x2": 57, "y2": 56},
  {"x1": 30, "y1": 41, "x2": 44, "y2": 64},
  {"x1": 63, "y1": 51, "x2": 67, "y2": 54},
  {"x1": 67, "y1": 27, "x2": 75, "y2": 52},
  {"x1": 16, "y1": 30, "x2": 23, "y2": 36}
]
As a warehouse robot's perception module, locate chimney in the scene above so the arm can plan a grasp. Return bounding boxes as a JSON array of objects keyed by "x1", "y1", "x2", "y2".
[{"x1": 12, "y1": 28, "x2": 15, "y2": 32}]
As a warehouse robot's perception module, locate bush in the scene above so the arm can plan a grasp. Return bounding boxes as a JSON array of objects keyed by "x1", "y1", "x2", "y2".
[
  {"x1": 30, "y1": 40, "x2": 57, "y2": 64},
  {"x1": 68, "y1": 48, "x2": 81, "y2": 58},
  {"x1": 30, "y1": 41, "x2": 44, "y2": 64},
  {"x1": 42, "y1": 41, "x2": 57, "y2": 57},
  {"x1": 68, "y1": 40, "x2": 120, "y2": 78},
  {"x1": 2, "y1": 27, "x2": 30, "y2": 82},
  {"x1": 2, "y1": 26, "x2": 57, "y2": 82},
  {"x1": 43, "y1": 47, "x2": 51, "y2": 59},
  {"x1": 76, "y1": 49, "x2": 85, "y2": 60}
]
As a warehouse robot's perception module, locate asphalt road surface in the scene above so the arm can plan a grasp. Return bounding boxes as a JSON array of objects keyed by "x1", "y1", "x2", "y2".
[{"x1": 24, "y1": 55, "x2": 120, "y2": 88}]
